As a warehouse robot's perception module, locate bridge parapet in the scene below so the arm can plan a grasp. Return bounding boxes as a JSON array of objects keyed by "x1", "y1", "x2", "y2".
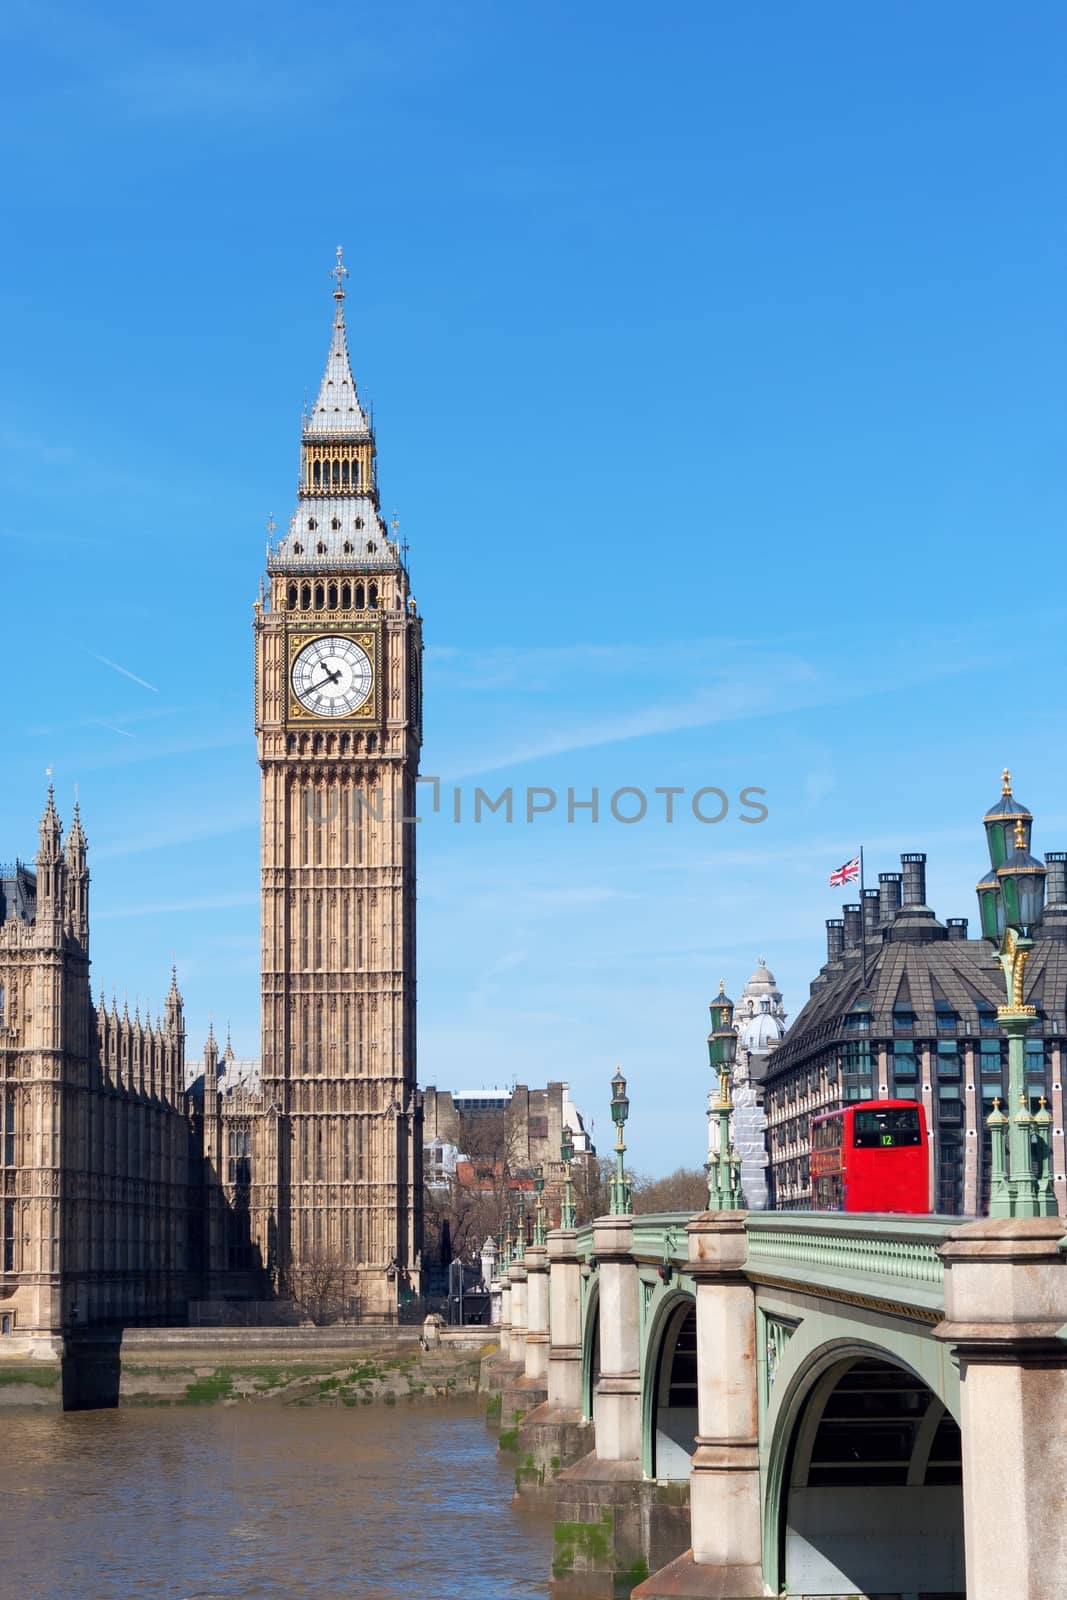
[{"x1": 745, "y1": 1211, "x2": 955, "y2": 1318}]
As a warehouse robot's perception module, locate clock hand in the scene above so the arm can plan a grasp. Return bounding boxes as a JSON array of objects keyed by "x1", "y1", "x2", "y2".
[{"x1": 314, "y1": 664, "x2": 343, "y2": 686}]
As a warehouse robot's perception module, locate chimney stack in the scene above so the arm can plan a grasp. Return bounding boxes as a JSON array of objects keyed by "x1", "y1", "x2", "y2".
[
  {"x1": 843, "y1": 903, "x2": 862, "y2": 952},
  {"x1": 1046, "y1": 852, "x2": 1067, "y2": 907},
  {"x1": 901, "y1": 852, "x2": 927, "y2": 908},
  {"x1": 947, "y1": 917, "x2": 968, "y2": 942},
  {"x1": 879, "y1": 872, "x2": 903, "y2": 924},
  {"x1": 862, "y1": 888, "x2": 880, "y2": 942},
  {"x1": 826, "y1": 918, "x2": 845, "y2": 963}
]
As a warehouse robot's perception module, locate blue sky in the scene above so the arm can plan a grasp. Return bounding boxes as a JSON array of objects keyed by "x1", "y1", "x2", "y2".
[{"x1": 2, "y1": 2, "x2": 1065, "y2": 1173}]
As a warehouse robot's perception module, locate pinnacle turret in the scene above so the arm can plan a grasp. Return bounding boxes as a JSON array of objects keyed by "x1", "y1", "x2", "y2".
[{"x1": 37, "y1": 779, "x2": 62, "y2": 858}]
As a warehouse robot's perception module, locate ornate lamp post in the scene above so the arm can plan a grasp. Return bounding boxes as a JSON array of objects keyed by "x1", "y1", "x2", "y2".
[
  {"x1": 533, "y1": 1164, "x2": 547, "y2": 1245},
  {"x1": 609, "y1": 1066, "x2": 632, "y2": 1215},
  {"x1": 514, "y1": 1188, "x2": 527, "y2": 1260},
  {"x1": 976, "y1": 770, "x2": 1055, "y2": 1217},
  {"x1": 706, "y1": 981, "x2": 743, "y2": 1209},
  {"x1": 560, "y1": 1123, "x2": 577, "y2": 1229}
]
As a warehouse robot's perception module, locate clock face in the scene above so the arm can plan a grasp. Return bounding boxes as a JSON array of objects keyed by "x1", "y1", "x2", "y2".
[{"x1": 291, "y1": 636, "x2": 374, "y2": 717}]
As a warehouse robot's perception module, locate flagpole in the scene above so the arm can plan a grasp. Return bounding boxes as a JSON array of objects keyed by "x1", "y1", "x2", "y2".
[{"x1": 859, "y1": 845, "x2": 868, "y2": 989}]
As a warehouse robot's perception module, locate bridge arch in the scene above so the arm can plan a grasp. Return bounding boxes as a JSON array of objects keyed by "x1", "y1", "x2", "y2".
[
  {"x1": 762, "y1": 1341, "x2": 963, "y2": 1598},
  {"x1": 641, "y1": 1288, "x2": 697, "y2": 1479},
  {"x1": 581, "y1": 1277, "x2": 600, "y2": 1424}
]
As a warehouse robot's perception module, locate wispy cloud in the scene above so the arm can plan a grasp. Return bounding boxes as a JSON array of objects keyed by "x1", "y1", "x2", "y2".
[
  {"x1": 93, "y1": 809, "x2": 257, "y2": 861},
  {"x1": 436, "y1": 645, "x2": 989, "y2": 779},
  {"x1": 86, "y1": 651, "x2": 159, "y2": 693}
]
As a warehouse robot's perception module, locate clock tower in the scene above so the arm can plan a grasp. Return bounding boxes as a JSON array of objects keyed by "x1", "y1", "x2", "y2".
[{"x1": 255, "y1": 252, "x2": 422, "y2": 1318}]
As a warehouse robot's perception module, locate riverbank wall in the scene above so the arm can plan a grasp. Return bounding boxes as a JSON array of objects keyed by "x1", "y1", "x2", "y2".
[{"x1": 0, "y1": 1326, "x2": 497, "y2": 1410}]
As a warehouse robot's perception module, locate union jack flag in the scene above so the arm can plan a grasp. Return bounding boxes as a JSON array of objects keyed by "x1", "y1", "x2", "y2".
[{"x1": 829, "y1": 856, "x2": 860, "y2": 888}]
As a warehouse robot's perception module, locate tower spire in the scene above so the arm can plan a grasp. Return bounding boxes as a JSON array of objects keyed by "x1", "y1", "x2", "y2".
[{"x1": 332, "y1": 244, "x2": 349, "y2": 306}]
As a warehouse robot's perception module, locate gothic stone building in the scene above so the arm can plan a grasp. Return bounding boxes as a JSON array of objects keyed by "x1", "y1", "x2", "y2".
[
  {"x1": 764, "y1": 810, "x2": 1067, "y2": 1217},
  {"x1": 0, "y1": 796, "x2": 190, "y2": 1348}
]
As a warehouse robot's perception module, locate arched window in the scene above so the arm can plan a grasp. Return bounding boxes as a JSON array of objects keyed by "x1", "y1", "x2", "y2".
[
  {"x1": 313, "y1": 733, "x2": 324, "y2": 754},
  {"x1": 341, "y1": 583, "x2": 351, "y2": 608},
  {"x1": 367, "y1": 733, "x2": 377, "y2": 753},
  {"x1": 328, "y1": 582, "x2": 338, "y2": 609},
  {"x1": 368, "y1": 583, "x2": 378, "y2": 609},
  {"x1": 355, "y1": 583, "x2": 365, "y2": 609},
  {"x1": 287, "y1": 583, "x2": 297, "y2": 609},
  {"x1": 341, "y1": 459, "x2": 350, "y2": 486},
  {"x1": 300, "y1": 583, "x2": 311, "y2": 609},
  {"x1": 314, "y1": 583, "x2": 325, "y2": 609},
  {"x1": 352, "y1": 460, "x2": 360, "y2": 486},
  {"x1": 332, "y1": 459, "x2": 340, "y2": 486},
  {"x1": 312, "y1": 460, "x2": 321, "y2": 488}
]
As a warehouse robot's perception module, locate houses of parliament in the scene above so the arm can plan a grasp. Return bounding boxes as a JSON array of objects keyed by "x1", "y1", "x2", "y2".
[{"x1": 0, "y1": 256, "x2": 423, "y2": 1348}]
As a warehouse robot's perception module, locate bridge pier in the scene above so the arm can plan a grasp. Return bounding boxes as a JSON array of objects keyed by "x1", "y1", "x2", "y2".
[
  {"x1": 635, "y1": 1212, "x2": 765, "y2": 1600},
  {"x1": 934, "y1": 1216, "x2": 1067, "y2": 1600},
  {"x1": 515, "y1": 1230, "x2": 592, "y2": 1503},
  {"x1": 552, "y1": 1216, "x2": 690, "y2": 1597},
  {"x1": 482, "y1": 1266, "x2": 522, "y2": 1431},
  {"x1": 497, "y1": 1262, "x2": 534, "y2": 1451}
]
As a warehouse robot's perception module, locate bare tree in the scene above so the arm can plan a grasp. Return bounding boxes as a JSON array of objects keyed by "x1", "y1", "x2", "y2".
[
  {"x1": 631, "y1": 1166, "x2": 708, "y2": 1215},
  {"x1": 424, "y1": 1106, "x2": 527, "y2": 1264},
  {"x1": 283, "y1": 1252, "x2": 357, "y2": 1326}
]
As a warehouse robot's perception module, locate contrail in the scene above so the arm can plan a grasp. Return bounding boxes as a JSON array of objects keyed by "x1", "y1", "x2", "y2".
[
  {"x1": 87, "y1": 651, "x2": 159, "y2": 693},
  {"x1": 95, "y1": 720, "x2": 137, "y2": 740}
]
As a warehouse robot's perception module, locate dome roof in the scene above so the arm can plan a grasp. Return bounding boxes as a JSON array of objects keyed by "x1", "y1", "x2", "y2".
[
  {"x1": 738, "y1": 1004, "x2": 785, "y2": 1053},
  {"x1": 742, "y1": 955, "x2": 780, "y2": 998}
]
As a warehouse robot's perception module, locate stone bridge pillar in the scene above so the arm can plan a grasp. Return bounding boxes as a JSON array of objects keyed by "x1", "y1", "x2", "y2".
[
  {"x1": 509, "y1": 1262, "x2": 528, "y2": 1367},
  {"x1": 934, "y1": 1217, "x2": 1067, "y2": 1600},
  {"x1": 547, "y1": 1227, "x2": 583, "y2": 1413},
  {"x1": 592, "y1": 1212, "x2": 642, "y2": 1463},
  {"x1": 635, "y1": 1211, "x2": 765, "y2": 1599},
  {"x1": 523, "y1": 1242, "x2": 550, "y2": 1386},
  {"x1": 514, "y1": 1227, "x2": 593, "y2": 1504}
]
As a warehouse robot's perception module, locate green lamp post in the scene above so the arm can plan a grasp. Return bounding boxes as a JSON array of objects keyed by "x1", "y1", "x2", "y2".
[
  {"x1": 976, "y1": 770, "x2": 1055, "y2": 1218},
  {"x1": 609, "y1": 1066, "x2": 632, "y2": 1216},
  {"x1": 514, "y1": 1188, "x2": 526, "y2": 1261},
  {"x1": 560, "y1": 1123, "x2": 577, "y2": 1229},
  {"x1": 533, "y1": 1165, "x2": 547, "y2": 1245},
  {"x1": 706, "y1": 981, "x2": 743, "y2": 1210}
]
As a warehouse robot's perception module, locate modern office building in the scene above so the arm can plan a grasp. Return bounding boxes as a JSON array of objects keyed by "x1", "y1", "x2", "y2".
[{"x1": 764, "y1": 798, "x2": 1067, "y2": 1215}]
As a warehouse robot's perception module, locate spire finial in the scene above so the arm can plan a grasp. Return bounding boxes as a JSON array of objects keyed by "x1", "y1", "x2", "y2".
[
  {"x1": 1002, "y1": 767, "x2": 1012, "y2": 796},
  {"x1": 332, "y1": 245, "x2": 348, "y2": 302},
  {"x1": 1014, "y1": 817, "x2": 1027, "y2": 849}
]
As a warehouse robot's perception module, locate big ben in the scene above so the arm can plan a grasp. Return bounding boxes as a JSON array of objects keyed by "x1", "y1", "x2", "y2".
[{"x1": 254, "y1": 251, "x2": 422, "y2": 1318}]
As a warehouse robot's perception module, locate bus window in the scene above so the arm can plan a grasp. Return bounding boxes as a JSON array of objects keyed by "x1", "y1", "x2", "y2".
[{"x1": 853, "y1": 1106, "x2": 922, "y2": 1148}]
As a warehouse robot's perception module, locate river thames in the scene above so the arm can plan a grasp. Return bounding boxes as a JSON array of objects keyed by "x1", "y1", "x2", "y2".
[{"x1": 2, "y1": 1401, "x2": 554, "y2": 1599}]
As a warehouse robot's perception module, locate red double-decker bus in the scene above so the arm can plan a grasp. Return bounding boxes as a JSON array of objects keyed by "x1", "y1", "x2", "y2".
[{"x1": 809, "y1": 1100, "x2": 929, "y2": 1213}]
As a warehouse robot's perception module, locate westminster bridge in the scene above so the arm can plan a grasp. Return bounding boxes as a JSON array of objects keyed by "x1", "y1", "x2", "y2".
[{"x1": 486, "y1": 1209, "x2": 1067, "y2": 1599}]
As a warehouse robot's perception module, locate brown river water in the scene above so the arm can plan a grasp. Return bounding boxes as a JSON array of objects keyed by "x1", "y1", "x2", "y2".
[{"x1": 1, "y1": 1400, "x2": 554, "y2": 1600}]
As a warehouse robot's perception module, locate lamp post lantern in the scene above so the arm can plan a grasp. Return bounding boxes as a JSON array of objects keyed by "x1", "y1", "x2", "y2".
[
  {"x1": 706, "y1": 981, "x2": 743, "y2": 1210},
  {"x1": 609, "y1": 1066, "x2": 632, "y2": 1216},
  {"x1": 976, "y1": 770, "x2": 1055, "y2": 1218},
  {"x1": 560, "y1": 1124, "x2": 576, "y2": 1229}
]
